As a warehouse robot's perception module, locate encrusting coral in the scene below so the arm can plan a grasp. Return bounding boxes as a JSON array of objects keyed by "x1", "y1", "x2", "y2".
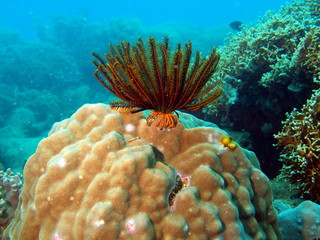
[
  {"x1": 92, "y1": 37, "x2": 222, "y2": 130},
  {"x1": 274, "y1": 88, "x2": 320, "y2": 203},
  {"x1": 3, "y1": 104, "x2": 282, "y2": 239}
]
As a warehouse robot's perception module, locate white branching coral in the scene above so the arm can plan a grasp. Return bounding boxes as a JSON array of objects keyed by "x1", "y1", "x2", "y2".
[{"x1": 274, "y1": 88, "x2": 320, "y2": 203}]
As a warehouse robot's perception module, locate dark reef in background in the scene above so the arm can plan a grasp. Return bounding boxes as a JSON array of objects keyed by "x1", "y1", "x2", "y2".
[{"x1": 204, "y1": 0, "x2": 320, "y2": 179}]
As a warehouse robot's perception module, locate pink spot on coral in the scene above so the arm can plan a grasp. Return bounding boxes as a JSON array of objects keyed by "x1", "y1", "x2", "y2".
[
  {"x1": 170, "y1": 200, "x2": 177, "y2": 211},
  {"x1": 52, "y1": 233, "x2": 63, "y2": 240},
  {"x1": 126, "y1": 219, "x2": 136, "y2": 234}
]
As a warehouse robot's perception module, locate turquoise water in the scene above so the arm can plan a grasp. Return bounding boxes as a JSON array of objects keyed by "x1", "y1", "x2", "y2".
[
  {"x1": 1, "y1": 0, "x2": 290, "y2": 39},
  {"x1": 0, "y1": 0, "x2": 292, "y2": 172},
  {"x1": 2, "y1": 1, "x2": 320, "y2": 239}
]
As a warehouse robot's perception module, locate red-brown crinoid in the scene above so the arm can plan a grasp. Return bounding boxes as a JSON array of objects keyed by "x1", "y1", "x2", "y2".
[{"x1": 92, "y1": 37, "x2": 222, "y2": 130}]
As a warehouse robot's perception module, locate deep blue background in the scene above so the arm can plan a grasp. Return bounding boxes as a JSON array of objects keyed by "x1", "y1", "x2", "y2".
[{"x1": 1, "y1": 0, "x2": 292, "y2": 40}]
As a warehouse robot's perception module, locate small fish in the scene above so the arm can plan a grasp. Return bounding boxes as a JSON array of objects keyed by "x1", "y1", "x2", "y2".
[{"x1": 229, "y1": 21, "x2": 242, "y2": 31}]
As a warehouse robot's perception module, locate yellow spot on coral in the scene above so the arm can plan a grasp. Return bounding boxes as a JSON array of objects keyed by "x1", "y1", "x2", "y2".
[
  {"x1": 227, "y1": 141, "x2": 237, "y2": 150},
  {"x1": 221, "y1": 136, "x2": 232, "y2": 146},
  {"x1": 220, "y1": 135, "x2": 237, "y2": 151}
]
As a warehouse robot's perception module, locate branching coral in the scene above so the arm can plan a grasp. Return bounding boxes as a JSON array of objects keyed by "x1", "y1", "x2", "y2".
[
  {"x1": 205, "y1": 0, "x2": 320, "y2": 117},
  {"x1": 202, "y1": 0, "x2": 320, "y2": 177},
  {"x1": 216, "y1": 0, "x2": 319, "y2": 90},
  {"x1": 274, "y1": 88, "x2": 320, "y2": 203},
  {"x1": 261, "y1": 24, "x2": 320, "y2": 90}
]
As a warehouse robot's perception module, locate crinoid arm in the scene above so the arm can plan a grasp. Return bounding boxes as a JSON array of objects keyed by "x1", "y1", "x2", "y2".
[
  {"x1": 109, "y1": 101, "x2": 143, "y2": 114},
  {"x1": 183, "y1": 86, "x2": 223, "y2": 111}
]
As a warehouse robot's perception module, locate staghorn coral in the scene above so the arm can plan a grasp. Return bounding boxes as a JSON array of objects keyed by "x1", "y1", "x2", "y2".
[
  {"x1": 4, "y1": 104, "x2": 282, "y2": 239},
  {"x1": 205, "y1": 0, "x2": 320, "y2": 120},
  {"x1": 211, "y1": 0, "x2": 320, "y2": 92},
  {"x1": 203, "y1": 0, "x2": 320, "y2": 177},
  {"x1": 205, "y1": 0, "x2": 320, "y2": 117},
  {"x1": 274, "y1": 88, "x2": 320, "y2": 203},
  {"x1": 0, "y1": 169, "x2": 23, "y2": 233},
  {"x1": 93, "y1": 37, "x2": 222, "y2": 130}
]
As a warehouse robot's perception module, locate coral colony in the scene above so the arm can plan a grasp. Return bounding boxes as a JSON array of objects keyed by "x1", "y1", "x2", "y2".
[
  {"x1": 3, "y1": 105, "x2": 281, "y2": 239},
  {"x1": 2, "y1": 1, "x2": 320, "y2": 239},
  {"x1": 275, "y1": 88, "x2": 320, "y2": 203},
  {"x1": 0, "y1": 169, "x2": 23, "y2": 233}
]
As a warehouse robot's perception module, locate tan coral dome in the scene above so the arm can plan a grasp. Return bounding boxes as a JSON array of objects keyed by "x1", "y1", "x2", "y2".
[{"x1": 4, "y1": 104, "x2": 282, "y2": 239}]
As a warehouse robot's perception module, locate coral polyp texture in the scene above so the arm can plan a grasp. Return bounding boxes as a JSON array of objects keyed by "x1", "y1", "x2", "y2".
[
  {"x1": 275, "y1": 88, "x2": 320, "y2": 203},
  {"x1": 4, "y1": 104, "x2": 282, "y2": 239},
  {"x1": 92, "y1": 37, "x2": 222, "y2": 130},
  {"x1": 0, "y1": 169, "x2": 23, "y2": 232}
]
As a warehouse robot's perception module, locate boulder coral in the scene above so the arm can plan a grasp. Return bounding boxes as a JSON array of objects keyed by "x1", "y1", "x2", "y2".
[
  {"x1": 278, "y1": 201, "x2": 320, "y2": 240},
  {"x1": 274, "y1": 88, "x2": 320, "y2": 203},
  {"x1": 4, "y1": 104, "x2": 282, "y2": 239}
]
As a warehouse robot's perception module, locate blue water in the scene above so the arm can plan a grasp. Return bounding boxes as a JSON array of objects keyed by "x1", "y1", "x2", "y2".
[
  {"x1": 1, "y1": 0, "x2": 291, "y2": 40},
  {"x1": 0, "y1": 0, "x2": 292, "y2": 172},
  {"x1": 2, "y1": 2, "x2": 320, "y2": 239}
]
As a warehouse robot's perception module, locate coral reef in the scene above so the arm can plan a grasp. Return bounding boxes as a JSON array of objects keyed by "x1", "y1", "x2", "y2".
[
  {"x1": 277, "y1": 200, "x2": 320, "y2": 240},
  {"x1": 0, "y1": 169, "x2": 23, "y2": 233},
  {"x1": 4, "y1": 104, "x2": 281, "y2": 239},
  {"x1": 212, "y1": 0, "x2": 320, "y2": 94},
  {"x1": 35, "y1": 15, "x2": 227, "y2": 82},
  {"x1": 0, "y1": 39, "x2": 79, "y2": 91},
  {"x1": 0, "y1": 25, "x2": 108, "y2": 170},
  {"x1": 203, "y1": 0, "x2": 320, "y2": 176},
  {"x1": 274, "y1": 88, "x2": 320, "y2": 203},
  {"x1": 0, "y1": 129, "x2": 42, "y2": 172}
]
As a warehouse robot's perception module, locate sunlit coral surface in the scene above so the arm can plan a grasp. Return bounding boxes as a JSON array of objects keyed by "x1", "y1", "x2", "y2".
[{"x1": 4, "y1": 104, "x2": 281, "y2": 240}]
